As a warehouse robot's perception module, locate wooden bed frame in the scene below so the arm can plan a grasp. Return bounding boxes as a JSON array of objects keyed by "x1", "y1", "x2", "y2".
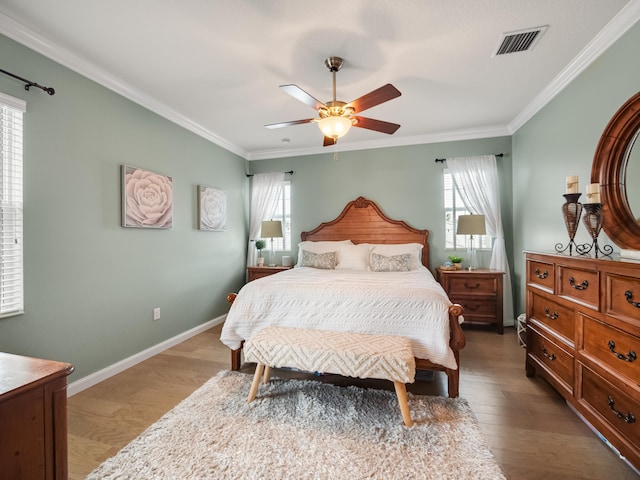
[{"x1": 227, "y1": 196, "x2": 465, "y2": 397}]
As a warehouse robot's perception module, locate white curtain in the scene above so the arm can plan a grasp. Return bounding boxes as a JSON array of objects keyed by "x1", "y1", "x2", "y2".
[
  {"x1": 247, "y1": 172, "x2": 284, "y2": 268},
  {"x1": 447, "y1": 155, "x2": 515, "y2": 325}
]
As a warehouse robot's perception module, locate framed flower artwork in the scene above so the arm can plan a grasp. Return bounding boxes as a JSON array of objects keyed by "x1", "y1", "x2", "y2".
[
  {"x1": 121, "y1": 165, "x2": 173, "y2": 228},
  {"x1": 198, "y1": 185, "x2": 227, "y2": 231}
]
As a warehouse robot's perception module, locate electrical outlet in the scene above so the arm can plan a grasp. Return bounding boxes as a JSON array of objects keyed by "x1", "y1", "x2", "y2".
[{"x1": 153, "y1": 307, "x2": 161, "y2": 321}]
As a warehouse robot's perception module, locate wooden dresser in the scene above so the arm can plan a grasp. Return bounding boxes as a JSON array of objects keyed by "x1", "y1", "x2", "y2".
[
  {"x1": 437, "y1": 268, "x2": 504, "y2": 334},
  {"x1": 0, "y1": 352, "x2": 74, "y2": 480},
  {"x1": 525, "y1": 251, "x2": 640, "y2": 470}
]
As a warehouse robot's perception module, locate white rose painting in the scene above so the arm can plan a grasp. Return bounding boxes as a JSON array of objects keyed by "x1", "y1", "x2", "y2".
[
  {"x1": 122, "y1": 165, "x2": 173, "y2": 228},
  {"x1": 198, "y1": 185, "x2": 227, "y2": 231}
]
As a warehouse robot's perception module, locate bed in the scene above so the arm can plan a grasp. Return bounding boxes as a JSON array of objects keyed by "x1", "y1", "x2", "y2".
[{"x1": 222, "y1": 196, "x2": 465, "y2": 397}]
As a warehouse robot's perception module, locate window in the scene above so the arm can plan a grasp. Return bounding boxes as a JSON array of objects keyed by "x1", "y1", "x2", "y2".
[
  {"x1": 444, "y1": 169, "x2": 491, "y2": 250},
  {"x1": 270, "y1": 180, "x2": 291, "y2": 251},
  {"x1": 0, "y1": 92, "x2": 25, "y2": 317}
]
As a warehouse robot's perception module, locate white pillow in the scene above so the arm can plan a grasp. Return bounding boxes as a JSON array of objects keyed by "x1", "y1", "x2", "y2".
[
  {"x1": 295, "y1": 240, "x2": 352, "y2": 267},
  {"x1": 335, "y1": 243, "x2": 372, "y2": 271},
  {"x1": 365, "y1": 243, "x2": 424, "y2": 270}
]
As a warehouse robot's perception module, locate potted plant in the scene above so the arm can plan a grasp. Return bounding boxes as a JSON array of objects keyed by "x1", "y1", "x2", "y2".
[
  {"x1": 448, "y1": 255, "x2": 463, "y2": 270},
  {"x1": 255, "y1": 239, "x2": 266, "y2": 266}
]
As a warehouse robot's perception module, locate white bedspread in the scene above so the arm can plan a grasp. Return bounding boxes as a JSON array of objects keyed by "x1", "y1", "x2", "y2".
[{"x1": 221, "y1": 267, "x2": 460, "y2": 370}]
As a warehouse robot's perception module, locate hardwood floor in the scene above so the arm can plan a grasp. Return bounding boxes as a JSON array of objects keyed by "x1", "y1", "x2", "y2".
[{"x1": 67, "y1": 324, "x2": 639, "y2": 479}]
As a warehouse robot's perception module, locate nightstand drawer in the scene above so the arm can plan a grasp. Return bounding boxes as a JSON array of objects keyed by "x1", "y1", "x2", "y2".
[
  {"x1": 437, "y1": 268, "x2": 504, "y2": 334},
  {"x1": 445, "y1": 275, "x2": 499, "y2": 297},
  {"x1": 247, "y1": 266, "x2": 292, "y2": 282},
  {"x1": 449, "y1": 296, "x2": 497, "y2": 319}
]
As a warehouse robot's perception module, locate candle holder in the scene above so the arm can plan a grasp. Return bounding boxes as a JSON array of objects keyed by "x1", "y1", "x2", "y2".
[
  {"x1": 555, "y1": 193, "x2": 583, "y2": 255},
  {"x1": 575, "y1": 203, "x2": 613, "y2": 258}
]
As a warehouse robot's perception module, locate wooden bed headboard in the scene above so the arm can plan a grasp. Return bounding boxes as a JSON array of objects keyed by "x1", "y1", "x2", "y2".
[{"x1": 301, "y1": 196, "x2": 430, "y2": 269}]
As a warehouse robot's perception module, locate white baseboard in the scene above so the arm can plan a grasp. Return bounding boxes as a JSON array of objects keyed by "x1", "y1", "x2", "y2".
[{"x1": 67, "y1": 315, "x2": 225, "y2": 397}]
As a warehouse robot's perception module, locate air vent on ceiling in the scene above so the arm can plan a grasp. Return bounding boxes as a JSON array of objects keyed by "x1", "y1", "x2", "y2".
[{"x1": 494, "y1": 26, "x2": 548, "y2": 56}]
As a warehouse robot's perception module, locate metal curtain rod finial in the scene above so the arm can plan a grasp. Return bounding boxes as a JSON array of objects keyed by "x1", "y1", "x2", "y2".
[
  {"x1": 435, "y1": 153, "x2": 504, "y2": 163},
  {"x1": 0, "y1": 68, "x2": 55, "y2": 95}
]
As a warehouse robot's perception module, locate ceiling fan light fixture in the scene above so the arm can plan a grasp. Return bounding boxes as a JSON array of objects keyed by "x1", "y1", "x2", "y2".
[{"x1": 317, "y1": 116, "x2": 353, "y2": 139}]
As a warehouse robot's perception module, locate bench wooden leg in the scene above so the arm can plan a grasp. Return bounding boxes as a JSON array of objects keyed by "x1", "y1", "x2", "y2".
[
  {"x1": 393, "y1": 381, "x2": 413, "y2": 427},
  {"x1": 247, "y1": 364, "x2": 265, "y2": 403},
  {"x1": 263, "y1": 365, "x2": 272, "y2": 384}
]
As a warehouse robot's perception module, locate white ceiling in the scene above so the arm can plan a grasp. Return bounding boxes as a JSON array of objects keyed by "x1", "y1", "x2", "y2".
[{"x1": 1, "y1": 1, "x2": 639, "y2": 160}]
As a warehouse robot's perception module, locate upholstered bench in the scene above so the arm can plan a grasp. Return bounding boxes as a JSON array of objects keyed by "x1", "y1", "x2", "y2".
[{"x1": 244, "y1": 326, "x2": 416, "y2": 427}]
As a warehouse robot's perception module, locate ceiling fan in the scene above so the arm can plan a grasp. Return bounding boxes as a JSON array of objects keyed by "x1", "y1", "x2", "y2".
[{"x1": 265, "y1": 57, "x2": 401, "y2": 146}]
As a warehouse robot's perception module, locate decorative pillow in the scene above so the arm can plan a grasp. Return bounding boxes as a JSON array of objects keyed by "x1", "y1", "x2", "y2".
[
  {"x1": 371, "y1": 253, "x2": 411, "y2": 272},
  {"x1": 335, "y1": 243, "x2": 372, "y2": 271},
  {"x1": 366, "y1": 243, "x2": 423, "y2": 270},
  {"x1": 299, "y1": 249, "x2": 337, "y2": 269},
  {"x1": 295, "y1": 240, "x2": 352, "y2": 267}
]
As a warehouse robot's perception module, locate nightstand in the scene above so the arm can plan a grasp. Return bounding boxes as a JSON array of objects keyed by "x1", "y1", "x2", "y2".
[
  {"x1": 247, "y1": 265, "x2": 293, "y2": 282},
  {"x1": 437, "y1": 268, "x2": 504, "y2": 334}
]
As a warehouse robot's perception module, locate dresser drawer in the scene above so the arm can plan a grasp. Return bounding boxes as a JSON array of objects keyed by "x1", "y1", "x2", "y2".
[
  {"x1": 581, "y1": 315, "x2": 640, "y2": 385},
  {"x1": 528, "y1": 325, "x2": 574, "y2": 391},
  {"x1": 445, "y1": 275, "x2": 498, "y2": 297},
  {"x1": 558, "y1": 265, "x2": 599, "y2": 310},
  {"x1": 527, "y1": 259, "x2": 555, "y2": 292},
  {"x1": 530, "y1": 292, "x2": 575, "y2": 344},
  {"x1": 580, "y1": 366, "x2": 640, "y2": 449},
  {"x1": 606, "y1": 273, "x2": 640, "y2": 326}
]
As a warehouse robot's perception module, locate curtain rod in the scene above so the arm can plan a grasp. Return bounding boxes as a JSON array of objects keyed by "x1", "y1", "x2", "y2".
[
  {"x1": 246, "y1": 170, "x2": 294, "y2": 177},
  {"x1": 0, "y1": 68, "x2": 55, "y2": 95},
  {"x1": 435, "y1": 153, "x2": 503, "y2": 163}
]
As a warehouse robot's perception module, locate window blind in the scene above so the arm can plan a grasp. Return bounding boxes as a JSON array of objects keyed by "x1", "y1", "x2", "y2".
[{"x1": 0, "y1": 92, "x2": 25, "y2": 317}]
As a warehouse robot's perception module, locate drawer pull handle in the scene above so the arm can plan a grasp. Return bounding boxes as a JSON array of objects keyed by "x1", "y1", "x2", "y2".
[
  {"x1": 535, "y1": 269, "x2": 548, "y2": 279},
  {"x1": 542, "y1": 348, "x2": 556, "y2": 361},
  {"x1": 625, "y1": 290, "x2": 640, "y2": 308},
  {"x1": 608, "y1": 340, "x2": 637, "y2": 362},
  {"x1": 464, "y1": 282, "x2": 481, "y2": 289},
  {"x1": 544, "y1": 307, "x2": 559, "y2": 320},
  {"x1": 607, "y1": 396, "x2": 636, "y2": 424},
  {"x1": 568, "y1": 277, "x2": 589, "y2": 290}
]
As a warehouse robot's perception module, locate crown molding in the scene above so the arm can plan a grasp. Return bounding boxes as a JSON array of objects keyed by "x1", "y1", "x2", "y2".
[
  {"x1": 0, "y1": 12, "x2": 248, "y2": 159},
  {"x1": 3, "y1": 2, "x2": 639, "y2": 162},
  {"x1": 509, "y1": 0, "x2": 640, "y2": 133},
  {"x1": 247, "y1": 125, "x2": 511, "y2": 161}
]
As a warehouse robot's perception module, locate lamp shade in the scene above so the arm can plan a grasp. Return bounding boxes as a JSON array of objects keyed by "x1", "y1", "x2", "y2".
[
  {"x1": 317, "y1": 116, "x2": 353, "y2": 139},
  {"x1": 261, "y1": 220, "x2": 283, "y2": 238},
  {"x1": 457, "y1": 214, "x2": 486, "y2": 235}
]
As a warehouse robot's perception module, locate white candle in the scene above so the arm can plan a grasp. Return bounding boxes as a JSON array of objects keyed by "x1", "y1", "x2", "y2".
[
  {"x1": 586, "y1": 183, "x2": 601, "y2": 203},
  {"x1": 566, "y1": 176, "x2": 578, "y2": 194}
]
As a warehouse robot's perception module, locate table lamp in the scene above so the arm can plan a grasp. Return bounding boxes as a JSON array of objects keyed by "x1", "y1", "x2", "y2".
[
  {"x1": 260, "y1": 220, "x2": 283, "y2": 267},
  {"x1": 456, "y1": 214, "x2": 486, "y2": 270}
]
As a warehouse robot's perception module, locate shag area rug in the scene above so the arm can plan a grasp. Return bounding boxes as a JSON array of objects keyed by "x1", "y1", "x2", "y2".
[{"x1": 87, "y1": 370, "x2": 505, "y2": 480}]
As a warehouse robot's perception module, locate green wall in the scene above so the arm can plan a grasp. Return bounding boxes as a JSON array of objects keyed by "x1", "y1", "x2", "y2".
[
  {"x1": 249, "y1": 137, "x2": 513, "y2": 280},
  {"x1": 4, "y1": 17, "x2": 637, "y2": 384},
  {"x1": 0, "y1": 35, "x2": 249, "y2": 380},
  {"x1": 512, "y1": 21, "x2": 640, "y2": 313}
]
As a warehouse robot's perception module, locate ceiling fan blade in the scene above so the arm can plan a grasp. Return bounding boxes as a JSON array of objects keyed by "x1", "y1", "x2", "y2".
[
  {"x1": 352, "y1": 116, "x2": 401, "y2": 134},
  {"x1": 280, "y1": 84, "x2": 326, "y2": 111},
  {"x1": 323, "y1": 136, "x2": 337, "y2": 147},
  {"x1": 347, "y1": 84, "x2": 401, "y2": 114},
  {"x1": 264, "y1": 118, "x2": 315, "y2": 129}
]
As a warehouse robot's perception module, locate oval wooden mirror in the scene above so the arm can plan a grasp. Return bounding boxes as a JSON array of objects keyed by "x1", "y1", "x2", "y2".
[{"x1": 591, "y1": 91, "x2": 640, "y2": 250}]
